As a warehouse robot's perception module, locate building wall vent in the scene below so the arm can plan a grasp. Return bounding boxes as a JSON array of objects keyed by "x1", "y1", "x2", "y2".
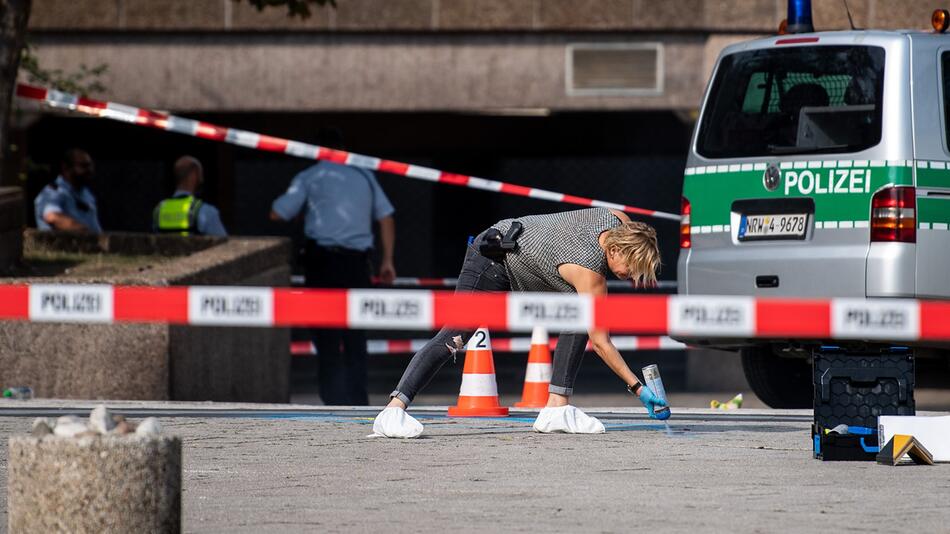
[{"x1": 566, "y1": 43, "x2": 664, "y2": 96}]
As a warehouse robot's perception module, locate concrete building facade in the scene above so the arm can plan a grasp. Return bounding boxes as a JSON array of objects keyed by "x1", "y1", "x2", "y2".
[{"x1": 24, "y1": 0, "x2": 939, "y2": 114}]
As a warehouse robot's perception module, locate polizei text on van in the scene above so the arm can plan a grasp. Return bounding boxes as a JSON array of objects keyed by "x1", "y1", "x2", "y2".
[{"x1": 783, "y1": 168, "x2": 872, "y2": 196}]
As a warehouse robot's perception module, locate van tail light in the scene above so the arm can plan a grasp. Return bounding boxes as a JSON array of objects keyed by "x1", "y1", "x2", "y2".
[
  {"x1": 870, "y1": 186, "x2": 916, "y2": 243},
  {"x1": 680, "y1": 196, "x2": 691, "y2": 249}
]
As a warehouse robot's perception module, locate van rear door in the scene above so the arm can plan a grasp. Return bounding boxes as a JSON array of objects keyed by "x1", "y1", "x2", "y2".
[{"x1": 679, "y1": 39, "x2": 911, "y2": 298}]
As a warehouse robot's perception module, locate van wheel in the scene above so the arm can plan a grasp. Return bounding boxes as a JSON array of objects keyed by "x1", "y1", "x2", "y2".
[{"x1": 741, "y1": 346, "x2": 812, "y2": 409}]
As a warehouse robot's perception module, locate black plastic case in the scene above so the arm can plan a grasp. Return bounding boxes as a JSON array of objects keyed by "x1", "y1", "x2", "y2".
[{"x1": 812, "y1": 349, "x2": 915, "y2": 461}]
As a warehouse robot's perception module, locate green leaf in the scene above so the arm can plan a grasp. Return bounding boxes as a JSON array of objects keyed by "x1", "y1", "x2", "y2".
[{"x1": 20, "y1": 41, "x2": 109, "y2": 97}]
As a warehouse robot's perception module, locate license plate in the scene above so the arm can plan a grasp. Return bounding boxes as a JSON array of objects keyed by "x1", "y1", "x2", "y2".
[{"x1": 738, "y1": 213, "x2": 808, "y2": 240}]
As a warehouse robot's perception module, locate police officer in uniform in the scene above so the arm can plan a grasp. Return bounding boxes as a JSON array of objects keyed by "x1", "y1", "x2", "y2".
[
  {"x1": 153, "y1": 156, "x2": 227, "y2": 236},
  {"x1": 34, "y1": 148, "x2": 102, "y2": 234},
  {"x1": 270, "y1": 129, "x2": 396, "y2": 405}
]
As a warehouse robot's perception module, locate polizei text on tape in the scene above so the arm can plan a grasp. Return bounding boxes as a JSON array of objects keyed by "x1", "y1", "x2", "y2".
[
  {"x1": 188, "y1": 287, "x2": 274, "y2": 326},
  {"x1": 831, "y1": 298, "x2": 920, "y2": 340},
  {"x1": 668, "y1": 295, "x2": 755, "y2": 336},
  {"x1": 506, "y1": 294, "x2": 592, "y2": 332},
  {"x1": 347, "y1": 289, "x2": 434, "y2": 329},
  {"x1": 28, "y1": 284, "x2": 113, "y2": 323}
]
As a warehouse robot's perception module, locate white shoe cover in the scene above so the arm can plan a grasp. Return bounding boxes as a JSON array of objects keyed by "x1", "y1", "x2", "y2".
[
  {"x1": 533, "y1": 405, "x2": 605, "y2": 434},
  {"x1": 369, "y1": 407, "x2": 424, "y2": 438}
]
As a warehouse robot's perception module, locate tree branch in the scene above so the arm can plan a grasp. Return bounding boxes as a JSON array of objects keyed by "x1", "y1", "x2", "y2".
[
  {"x1": 235, "y1": 0, "x2": 336, "y2": 19},
  {"x1": 0, "y1": 0, "x2": 32, "y2": 186}
]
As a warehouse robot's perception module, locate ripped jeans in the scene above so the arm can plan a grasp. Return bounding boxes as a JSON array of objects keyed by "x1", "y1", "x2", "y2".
[{"x1": 390, "y1": 233, "x2": 590, "y2": 406}]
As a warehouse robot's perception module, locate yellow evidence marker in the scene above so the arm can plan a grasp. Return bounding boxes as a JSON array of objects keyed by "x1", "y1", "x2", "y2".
[
  {"x1": 876, "y1": 434, "x2": 934, "y2": 466},
  {"x1": 710, "y1": 393, "x2": 743, "y2": 410}
]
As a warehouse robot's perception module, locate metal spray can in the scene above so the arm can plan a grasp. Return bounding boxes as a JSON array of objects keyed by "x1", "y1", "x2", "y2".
[{"x1": 641, "y1": 365, "x2": 670, "y2": 419}]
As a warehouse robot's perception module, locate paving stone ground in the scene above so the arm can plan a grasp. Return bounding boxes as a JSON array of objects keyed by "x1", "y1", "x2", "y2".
[{"x1": 1, "y1": 400, "x2": 949, "y2": 533}]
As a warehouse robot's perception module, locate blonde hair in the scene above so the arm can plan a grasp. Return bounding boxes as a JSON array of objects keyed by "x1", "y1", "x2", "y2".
[{"x1": 603, "y1": 221, "x2": 661, "y2": 287}]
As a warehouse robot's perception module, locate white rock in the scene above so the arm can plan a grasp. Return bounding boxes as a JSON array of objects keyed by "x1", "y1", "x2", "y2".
[
  {"x1": 111, "y1": 421, "x2": 133, "y2": 435},
  {"x1": 31, "y1": 418, "x2": 54, "y2": 437},
  {"x1": 135, "y1": 417, "x2": 162, "y2": 436},
  {"x1": 88, "y1": 405, "x2": 116, "y2": 434},
  {"x1": 53, "y1": 421, "x2": 89, "y2": 438},
  {"x1": 32, "y1": 417, "x2": 55, "y2": 430},
  {"x1": 56, "y1": 415, "x2": 83, "y2": 427}
]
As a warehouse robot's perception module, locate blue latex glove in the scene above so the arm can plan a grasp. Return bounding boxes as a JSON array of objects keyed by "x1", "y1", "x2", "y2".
[{"x1": 638, "y1": 384, "x2": 670, "y2": 420}]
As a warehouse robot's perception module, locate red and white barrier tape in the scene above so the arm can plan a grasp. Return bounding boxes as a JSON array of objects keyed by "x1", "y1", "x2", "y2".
[
  {"x1": 290, "y1": 335, "x2": 685, "y2": 356},
  {"x1": 2, "y1": 284, "x2": 949, "y2": 342},
  {"x1": 15, "y1": 83, "x2": 680, "y2": 222},
  {"x1": 290, "y1": 275, "x2": 678, "y2": 290}
]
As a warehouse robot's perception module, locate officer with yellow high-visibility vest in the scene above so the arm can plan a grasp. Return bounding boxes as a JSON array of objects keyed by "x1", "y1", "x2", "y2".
[{"x1": 152, "y1": 156, "x2": 227, "y2": 236}]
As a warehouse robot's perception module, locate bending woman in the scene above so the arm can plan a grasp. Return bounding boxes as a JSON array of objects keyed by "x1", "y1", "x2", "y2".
[{"x1": 372, "y1": 207, "x2": 668, "y2": 437}]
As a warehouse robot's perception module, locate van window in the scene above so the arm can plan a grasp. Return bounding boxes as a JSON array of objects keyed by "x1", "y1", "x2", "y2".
[
  {"x1": 943, "y1": 51, "x2": 950, "y2": 152},
  {"x1": 697, "y1": 46, "x2": 885, "y2": 158}
]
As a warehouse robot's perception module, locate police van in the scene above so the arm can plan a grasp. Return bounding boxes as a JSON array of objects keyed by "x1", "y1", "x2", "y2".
[{"x1": 677, "y1": 4, "x2": 950, "y2": 407}]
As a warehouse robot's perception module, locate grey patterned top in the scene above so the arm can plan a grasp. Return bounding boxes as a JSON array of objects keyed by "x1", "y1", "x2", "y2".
[{"x1": 493, "y1": 208, "x2": 621, "y2": 293}]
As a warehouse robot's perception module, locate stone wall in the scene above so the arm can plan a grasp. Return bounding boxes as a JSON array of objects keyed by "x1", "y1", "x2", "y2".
[
  {"x1": 0, "y1": 232, "x2": 291, "y2": 402},
  {"x1": 8, "y1": 435, "x2": 181, "y2": 533},
  {"x1": 23, "y1": 229, "x2": 222, "y2": 258}
]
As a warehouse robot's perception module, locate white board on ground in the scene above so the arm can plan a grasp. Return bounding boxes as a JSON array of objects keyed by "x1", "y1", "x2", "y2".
[{"x1": 878, "y1": 415, "x2": 950, "y2": 462}]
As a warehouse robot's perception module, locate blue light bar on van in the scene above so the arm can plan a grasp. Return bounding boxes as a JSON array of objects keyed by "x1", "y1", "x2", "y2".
[{"x1": 786, "y1": 0, "x2": 815, "y2": 33}]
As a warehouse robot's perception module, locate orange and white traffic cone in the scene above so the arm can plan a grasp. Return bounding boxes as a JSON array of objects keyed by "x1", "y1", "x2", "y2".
[
  {"x1": 514, "y1": 326, "x2": 553, "y2": 408},
  {"x1": 447, "y1": 327, "x2": 509, "y2": 417}
]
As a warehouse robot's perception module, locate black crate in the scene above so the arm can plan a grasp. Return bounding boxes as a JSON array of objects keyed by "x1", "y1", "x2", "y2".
[
  {"x1": 812, "y1": 349, "x2": 915, "y2": 461},
  {"x1": 813, "y1": 424, "x2": 880, "y2": 461}
]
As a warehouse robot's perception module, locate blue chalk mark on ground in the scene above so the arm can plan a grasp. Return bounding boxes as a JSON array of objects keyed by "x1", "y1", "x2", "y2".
[
  {"x1": 603, "y1": 423, "x2": 669, "y2": 431},
  {"x1": 255, "y1": 414, "x2": 372, "y2": 423},
  {"x1": 246, "y1": 412, "x2": 693, "y2": 435},
  {"x1": 248, "y1": 413, "x2": 534, "y2": 425},
  {"x1": 602, "y1": 422, "x2": 699, "y2": 438}
]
